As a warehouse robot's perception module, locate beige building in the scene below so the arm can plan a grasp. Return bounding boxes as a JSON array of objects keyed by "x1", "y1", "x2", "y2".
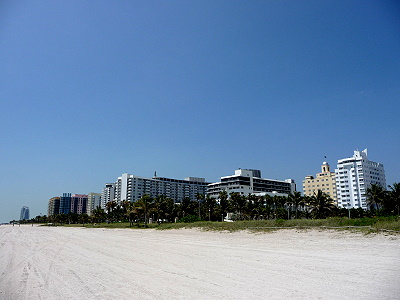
[
  {"x1": 303, "y1": 162, "x2": 337, "y2": 204},
  {"x1": 47, "y1": 196, "x2": 60, "y2": 216}
]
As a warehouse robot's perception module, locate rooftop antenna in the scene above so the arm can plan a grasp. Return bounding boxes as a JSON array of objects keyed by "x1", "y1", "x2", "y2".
[{"x1": 154, "y1": 171, "x2": 157, "y2": 178}]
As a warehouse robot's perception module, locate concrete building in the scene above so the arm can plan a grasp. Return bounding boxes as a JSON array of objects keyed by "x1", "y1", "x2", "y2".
[
  {"x1": 207, "y1": 169, "x2": 296, "y2": 198},
  {"x1": 111, "y1": 172, "x2": 209, "y2": 204},
  {"x1": 48, "y1": 197, "x2": 60, "y2": 216},
  {"x1": 101, "y1": 183, "x2": 116, "y2": 209},
  {"x1": 335, "y1": 149, "x2": 386, "y2": 209},
  {"x1": 87, "y1": 193, "x2": 102, "y2": 215},
  {"x1": 71, "y1": 194, "x2": 88, "y2": 215},
  {"x1": 20, "y1": 206, "x2": 30, "y2": 220},
  {"x1": 303, "y1": 162, "x2": 337, "y2": 204}
]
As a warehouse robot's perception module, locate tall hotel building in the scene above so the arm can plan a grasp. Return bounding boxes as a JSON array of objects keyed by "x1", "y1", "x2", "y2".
[
  {"x1": 20, "y1": 206, "x2": 30, "y2": 220},
  {"x1": 101, "y1": 183, "x2": 115, "y2": 209},
  {"x1": 335, "y1": 149, "x2": 386, "y2": 209},
  {"x1": 70, "y1": 194, "x2": 88, "y2": 214},
  {"x1": 109, "y1": 172, "x2": 209, "y2": 204},
  {"x1": 207, "y1": 169, "x2": 296, "y2": 198},
  {"x1": 303, "y1": 162, "x2": 337, "y2": 204}
]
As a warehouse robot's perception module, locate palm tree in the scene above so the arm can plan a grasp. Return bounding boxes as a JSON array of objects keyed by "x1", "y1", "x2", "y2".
[
  {"x1": 246, "y1": 194, "x2": 259, "y2": 220},
  {"x1": 153, "y1": 195, "x2": 174, "y2": 224},
  {"x1": 366, "y1": 183, "x2": 386, "y2": 214},
  {"x1": 218, "y1": 190, "x2": 228, "y2": 221},
  {"x1": 388, "y1": 183, "x2": 400, "y2": 215},
  {"x1": 135, "y1": 195, "x2": 154, "y2": 227},
  {"x1": 196, "y1": 193, "x2": 204, "y2": 219},
  {"x1": 205, "y1": 195, "x2": 216, "y2": 221},
  {"x1": 79, "y1": 213, "x2": 89, "y2": 226},
  {"x1": 125, "y1": 202, "x2": 136, "y2": 227},
  {"x1": 263, "y1": 195, "x2": 274, "y2": 219},
  {"x1": 308, "y1": 190, "x2": 335, "y2": 219},
  {"x1": 161, "y1": 197, "x2": 175, "y2": 222},
  {"x1": 287, "y1": 191, "x2": 304, "y2": 219},
  {"x1": 180, "y1": 197, "x2": 193, "y2": 218},
  {"x1": 93, "y1": 206, "x2": 106, "y2": 224},
  {"x1": 121, "y1": 200, "x2": 131, "y2": 215},
  {"x1": 272, "y1": 195, "x2": 287, "y2": 219},
  {"x1": 105, "y1": 201, "x2": 117, "y2": 222},
  {"x1": 230, "y1": 192, "x2": 247, "y2": 220}
]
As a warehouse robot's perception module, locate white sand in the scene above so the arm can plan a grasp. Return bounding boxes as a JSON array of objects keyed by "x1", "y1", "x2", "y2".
[{"x1": 0, "y1": 225, "x2": 399, "y2": 300}]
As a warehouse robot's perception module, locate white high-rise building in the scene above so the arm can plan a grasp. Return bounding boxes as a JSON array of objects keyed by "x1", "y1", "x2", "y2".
[
  {"x1": 110, "y1": 172, "x2": 209, "y2": 204},
  {"x1": 101, "y1": 183, "x2": 115, "y2": 209},
  {"x1": 335, "y1": 149, "x2": 386, "y2": 209}
]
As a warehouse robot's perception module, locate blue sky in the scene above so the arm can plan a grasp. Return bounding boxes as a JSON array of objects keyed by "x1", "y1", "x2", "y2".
[{"x1": 1, "y1": 0, "x2": 399, "y2": 222}]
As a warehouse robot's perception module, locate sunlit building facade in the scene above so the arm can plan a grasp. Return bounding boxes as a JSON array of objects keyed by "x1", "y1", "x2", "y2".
[
  {"x1": 101, "y1": 183, "x2": 115, "y2": 209},
  {"x1": 48, "y1": 197, "x2": 61, "y2": 216},
  {"x1": 111, "y1": 172, "x2": 209, "y2": 203},
  {"x1": 87, "y1": 192, "x2": 102, "y2": 215},
  {"x1": 71, "y1": 194, "x2": 88, "y2": 215},
  {"x1": 335, "y1": 149, "x2": 386, "y2": 209},
  {"x1": 207, "y1": 169, "x2": 296, "y2": 198},
  {"x1": 303, "y1": 162, "x2": 337, "y2": 204}
]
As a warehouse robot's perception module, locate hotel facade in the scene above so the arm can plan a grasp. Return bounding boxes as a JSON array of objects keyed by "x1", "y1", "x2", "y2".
[
  {"x1": 303, "y1": 162, "x2": 337, "y2": 203},
  {"x1": 207, "y1": 169, "x2": 296, "y2": 198},
  {"x1": 335, "y1": 149, "x2": 386, "y2": 209},
  {"x1": 109, "y1": 172, "x2": 210, "y2": 204}
]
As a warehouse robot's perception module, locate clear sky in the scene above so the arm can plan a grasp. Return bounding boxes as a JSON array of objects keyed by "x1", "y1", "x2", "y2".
[{"x1": 1, "y1": 0, "x2": 399, "y2": 222}]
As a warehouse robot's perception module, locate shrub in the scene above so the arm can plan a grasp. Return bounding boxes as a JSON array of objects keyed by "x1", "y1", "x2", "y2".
[{"x1": 177, "y1": 215, "x2": 202, "y2": 223}]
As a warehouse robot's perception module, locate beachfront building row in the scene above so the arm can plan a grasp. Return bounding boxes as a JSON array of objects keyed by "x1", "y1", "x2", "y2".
[
  {"x1": 100, "y1": 169, "x2": 296, "y2": 208},
  {"x1": 302, "y1": 149, "x2": 386, "y2": 209},
  {"x1": 48, "y1": 168, "x2": 296, "y2": 216},
  {"x1": 48, "y1": 149, "x2": 386, "y2": 214}
]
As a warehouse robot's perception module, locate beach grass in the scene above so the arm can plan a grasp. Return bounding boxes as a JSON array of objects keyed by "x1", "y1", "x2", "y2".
[
  {"x1": 156, "y1": 217, "x2": 400, "y2": 233},
  {"x1": 61, "y1": 216, "x2": 400, "y2": 233}
]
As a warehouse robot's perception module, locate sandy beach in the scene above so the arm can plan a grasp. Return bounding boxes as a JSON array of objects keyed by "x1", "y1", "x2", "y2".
[{"x1": 0, "y1": 225, "x2": 399, "y2": 300}]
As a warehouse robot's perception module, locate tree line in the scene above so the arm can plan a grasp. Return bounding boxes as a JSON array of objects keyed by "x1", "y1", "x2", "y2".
[{"x1": 17, "y1": 182, "x2": 400, "y2": 226}]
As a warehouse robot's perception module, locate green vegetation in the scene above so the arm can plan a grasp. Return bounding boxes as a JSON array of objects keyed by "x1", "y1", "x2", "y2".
[
  {"x1": 60, "y1": 217, "x2": 400, "y2": 234},
  {"x1": 177, "y1": 215, "x2": 202, "y2": 223},
  {"x1": 157, "y1": 216, "x2": 400, "y2": 233},
  {"x1": 27, "y1": 182, "x2": 400, "y2": 234}
]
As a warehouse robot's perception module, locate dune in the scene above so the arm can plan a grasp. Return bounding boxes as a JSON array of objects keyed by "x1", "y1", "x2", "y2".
[{"x1": 0, "y1": 225, "x2": 399, "y2": 299}]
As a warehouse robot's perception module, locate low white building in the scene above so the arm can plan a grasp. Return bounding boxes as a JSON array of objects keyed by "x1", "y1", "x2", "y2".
[
  {"x1": 207, "y1": 169, "x2": 296, "y2": 198},
  {"x1": 335, "y1": 149, "x2": 386, "y2": 209}
]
